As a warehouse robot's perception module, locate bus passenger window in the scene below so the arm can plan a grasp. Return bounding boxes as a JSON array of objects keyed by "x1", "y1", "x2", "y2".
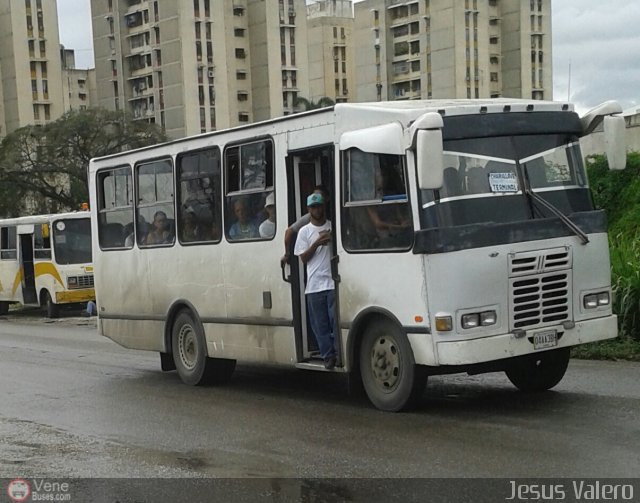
[
  {"x1": 34, "y1": 224, "x2": 52, "y2": 259},
  {"x1": 224, "y1": 139, "x2": 275, "y2": 242},
  {"x1": 97, "y1": 167, "x2": 134, "y2": 250},
  {"x1": 136, "y1": 159, "x2": 175, "y2": 247},
  {"x1": 177, "y1": 147, "x2": 222, "y2": 244},
  {"x1": 0, "y1": 226, "x2": 17, "y2": 260},
  {"x1": 342, "y1": 148, "x2": 412, "y2": 252}
]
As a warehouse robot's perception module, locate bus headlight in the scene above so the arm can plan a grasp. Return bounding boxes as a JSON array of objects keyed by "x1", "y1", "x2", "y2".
[
  {"x1": 462, "y1": 310, "x2": 497, "y2": 329},
  {"x1": 67, "y1": 276, "x2": 78, "y2": 289},
  {"x1": 461, "y1": 313, "x2": 480, "y2": 329},
  {"x1": 584, "y1": 291, "x2": 610, "y2": 309}
]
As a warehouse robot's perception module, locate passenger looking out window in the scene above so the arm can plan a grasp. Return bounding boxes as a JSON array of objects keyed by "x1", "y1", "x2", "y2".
[{"x1": 259, "y1": 192, "x2": 276, "y2": 238}]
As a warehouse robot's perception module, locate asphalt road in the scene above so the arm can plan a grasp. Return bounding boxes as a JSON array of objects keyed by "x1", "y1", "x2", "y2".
[{"x1": 0, "y1": 313, "x2": 639, "y2": 479}]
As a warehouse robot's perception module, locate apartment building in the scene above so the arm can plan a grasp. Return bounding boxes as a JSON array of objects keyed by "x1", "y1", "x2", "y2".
[
  {"x1": 501, "y1": 0, "x2": 552, "y2": 100},
  {"x1": 354, "y1": 0, "x2": 552, "y2": 102},
  {"x1": 306, "y1": 0, "x2": 355, "y2": 104},
  {"x1": 0, "y1": 0, "x2": 65, "y2": 134},
  {"x1": 91, "y1": 0, "x2": 310, "y2": 139},
  {"x1": 61, "y1": 47, "x2": 98, "y2": 112}
]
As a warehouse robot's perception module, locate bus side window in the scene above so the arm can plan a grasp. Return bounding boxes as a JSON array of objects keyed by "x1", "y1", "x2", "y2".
[
  {"x1": 97, "y1": 166, "x2": 134, "y2": 250},
  {"x1": 224, "y1": 139, "x2": 275, "y2": 242},
  {"x1": 136, "y1": 159, "x2": 175, "y2": 247},
  {"x1": 177, "y1": 147, "x2": 222, "y2": 244},
  {"x1": 341, "y1": 148, "x2": 412, "y2": 252},
  {"x1": 34, "y1": 224, "x2": 52, "y2": 260},
  {"x1": 0, "y1": 226, "x2": 17, "y2": 260}
]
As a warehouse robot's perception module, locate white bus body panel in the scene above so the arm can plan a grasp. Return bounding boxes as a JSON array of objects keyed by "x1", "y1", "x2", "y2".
[{"x1": 425, "y1": 233, "x2": 615, "y2": 366}]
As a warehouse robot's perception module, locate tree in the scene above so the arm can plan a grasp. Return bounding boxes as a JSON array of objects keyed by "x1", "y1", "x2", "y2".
[
  {"x1": 0, "y1": 108, "x2": 167, "y2": 216},
  {"x1": 294, "y1": 96, "x2": 335, "y2": 112}
]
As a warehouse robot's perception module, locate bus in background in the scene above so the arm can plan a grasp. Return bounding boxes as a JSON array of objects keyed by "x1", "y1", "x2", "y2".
[
  {"x1": 0, "y1": 211, "x2": 94, "y2": 318},
  {"x1": 88, "y1": 99, "x2": 625, "y2": 412}
]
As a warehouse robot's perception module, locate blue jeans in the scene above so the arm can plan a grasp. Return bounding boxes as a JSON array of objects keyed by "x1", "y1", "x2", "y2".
[{"x1": 306, "y1": 289, "x2": 337, "y2": 361}]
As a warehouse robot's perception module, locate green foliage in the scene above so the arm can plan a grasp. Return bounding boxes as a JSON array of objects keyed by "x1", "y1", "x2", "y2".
[
  {"x1": 294, "y1": 96, "x2": 335, "y2": 112},
  {"x1": 0, "y1": 108, "x2": 167, "y2": 215},
  {"x1": 586, "y1": 152, "x2": 640, "y2": 354},
  {"x1": 586, "y1": 152, "x2": 640, "y2": 236},
  {"x1": 608, "y1": 233, "x2": 640, "y2": 342}
]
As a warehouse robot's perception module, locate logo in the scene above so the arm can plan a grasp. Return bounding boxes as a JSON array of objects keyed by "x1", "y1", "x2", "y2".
[{"x1": 7, "y1": 479, "x2": 31, "y2": 502}]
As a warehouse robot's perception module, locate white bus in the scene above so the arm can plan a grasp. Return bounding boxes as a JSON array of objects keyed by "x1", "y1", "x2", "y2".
[
  {"x1": 0, "y1": 211, "x2": 94, "y2": 317},
  {"x1": 88, "y1": 99, "x2": 625, "y2": 411}
]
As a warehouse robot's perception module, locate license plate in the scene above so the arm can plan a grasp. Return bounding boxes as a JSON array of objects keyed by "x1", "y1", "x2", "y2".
[{"x1": 533, "y1": 329, "x2": 558, "y2": 350}]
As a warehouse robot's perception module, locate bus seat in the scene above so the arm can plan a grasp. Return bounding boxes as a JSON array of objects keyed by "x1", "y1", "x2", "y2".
[{"x1": 441, "y1": 167, "x2": 461, "y2": 197}]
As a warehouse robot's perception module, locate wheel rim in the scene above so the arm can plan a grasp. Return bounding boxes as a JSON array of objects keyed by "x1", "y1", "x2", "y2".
[
  {"x1": 177, "y1": 324, "x2": 198, "y2": 370},
  {"x1": 369, "y1": 335, "x2": 401, "y2": 392}
]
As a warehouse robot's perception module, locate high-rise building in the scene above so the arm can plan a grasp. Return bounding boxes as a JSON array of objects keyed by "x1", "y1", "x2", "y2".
[
  {"x1": 501, "y1": 0, "x2": 552, "y2": 100},
  {"x1": 353, "y1": 0, "x2": 552, "y2": 102},
  {"x1": 61, "y1": 47, "x2": 98, "y2": 112},
  {"x1": 0, "y1": 0, "x2": 65, "y2": 134},
  {"x1": 91, "y1": 0, "x2": 310, "y2": 139},
  {"x1": 306, "y1": 0, "x2": 355, "y2": 104}
]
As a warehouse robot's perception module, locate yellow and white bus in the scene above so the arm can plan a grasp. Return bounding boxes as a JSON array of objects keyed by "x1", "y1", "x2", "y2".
[
  {"x1": 88, "y1": 99, "x2": 625, "y2": 411},
  {"x1": 0, "y1": 212, "x2": 94, "y2": 317}
]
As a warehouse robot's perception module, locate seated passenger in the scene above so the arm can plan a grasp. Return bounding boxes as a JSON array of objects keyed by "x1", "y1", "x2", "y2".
[
  {"x1": 259, "y1": 193, "x2": 276, "y2": 239},
  {"x1": 229, "y1": 197, "x2": 259, "y2": 240},
  {"x1": 144, "y1": 211, "x2": 174, "y2": 245},
  {"x1": 366, "y1": 166, "x2": 412, "y2": 247},
  {"x1": 181, "y1": 207, "x2": 206, "y2": 242}
]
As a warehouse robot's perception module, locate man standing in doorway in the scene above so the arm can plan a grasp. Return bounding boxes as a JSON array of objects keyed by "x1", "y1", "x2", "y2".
[{"x1": 294, "y1": 192, "x2": 337, "y2": 369}]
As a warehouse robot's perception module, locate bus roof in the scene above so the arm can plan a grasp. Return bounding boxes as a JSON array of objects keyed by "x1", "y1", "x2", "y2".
[
  {"x1": 0, "y1": 211, "x2": 91, "y2": 227},
  {"x1": 89, "y1": 98, "x2": 575, "y2": 165}
]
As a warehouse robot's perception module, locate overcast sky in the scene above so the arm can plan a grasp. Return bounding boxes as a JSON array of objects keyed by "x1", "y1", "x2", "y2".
[{"x1": 57, "y1": 0, "x2": 640, "y2": 115}]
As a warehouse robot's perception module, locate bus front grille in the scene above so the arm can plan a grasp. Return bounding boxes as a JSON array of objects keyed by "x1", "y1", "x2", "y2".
[
  {"x1": 508, "y1": 247, "x2": 571, "y2": 277},
  {"x1": 68, "y1": 275, "x2": 94, "y2": 289},
  {"x1": 509, "y1": 271, "x2": 572, "y2": 329}
]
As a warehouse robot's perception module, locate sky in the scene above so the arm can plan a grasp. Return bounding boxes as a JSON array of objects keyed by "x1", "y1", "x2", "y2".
[{"x1": 57, "y1": 0, "x2": 640, "y2": 115}]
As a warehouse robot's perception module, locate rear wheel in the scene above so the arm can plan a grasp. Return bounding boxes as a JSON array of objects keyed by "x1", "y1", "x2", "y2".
[
  {"x1": 359, "y1": 319, "x2": 427, "y2": 412},
  {"x1": 0, "y1": 302, "x2": 9, "y2": 315},
  {"x1": 505, "y1": 347, "x2": 570, "y2": 392},
  {"x1": 171, "y1": 310, "x2": 235, "y2": 386},
  {"x1": 43, "y1": 291, "x2": 59, "y2": 318}
]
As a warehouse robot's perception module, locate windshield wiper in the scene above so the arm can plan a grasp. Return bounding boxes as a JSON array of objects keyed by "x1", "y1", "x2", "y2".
[{"x1": 523, "y1": 184, "x2": 589, "y2": 245}]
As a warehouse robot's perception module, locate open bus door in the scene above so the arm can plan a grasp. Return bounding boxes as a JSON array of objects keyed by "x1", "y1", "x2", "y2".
[
  {"x1": 17, "y1": 225, "x2": 37, "y2": 305},
  {"x1": 284, "y1": 145, "x2": 342, "y2": 369}
]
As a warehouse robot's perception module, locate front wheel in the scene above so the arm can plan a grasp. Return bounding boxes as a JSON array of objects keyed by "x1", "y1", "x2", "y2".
[
  {"x1": 0, "y1": 302, "x2": 9, "y2": 315},
  {"x1": 505, "y1": 347, "x2": 570, "y2": 392},
  {"x1": 43, "y1": 291, "x2": 59, "y2": 318},
  {"x1": 359, "y1": 319, "x2": 427, "y2": 412},
  {"x1": 171, "y1": 310, "x2": 235, "y2": 386}
]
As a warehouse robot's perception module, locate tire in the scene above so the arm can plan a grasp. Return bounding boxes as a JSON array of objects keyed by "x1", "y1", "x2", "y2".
[
  {"x1": 43, "y1": 291, "x2": 59, "y2": 318},
  {"x1": 0, "y1": 302, "x2": 9, "y2": 315},
  {"x1": 505, "y1": 347, "x2": 570, "y2": 393},
  {"x1": 171, "y1": 310, "x2": 236, "y2": 386},
  {"x1": 359, "y1": 319, "x2": 427, "y2": 412}
]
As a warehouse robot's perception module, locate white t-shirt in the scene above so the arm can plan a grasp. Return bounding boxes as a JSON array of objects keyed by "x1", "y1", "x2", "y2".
[
  {"x1": 259, "y1": 218, "x2": 276, "y2": 238},
  {"x1": 293, "y1": 220, "x2": 334, "y2": 294}
]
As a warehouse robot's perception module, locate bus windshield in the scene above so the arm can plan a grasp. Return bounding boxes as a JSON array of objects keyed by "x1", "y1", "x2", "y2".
[
  {"x1": 52, "y1": 218, "x2": 92, "y2": 265},
  {"x1": 420, "y1": 134, "x2": 592, "y2": 229}
]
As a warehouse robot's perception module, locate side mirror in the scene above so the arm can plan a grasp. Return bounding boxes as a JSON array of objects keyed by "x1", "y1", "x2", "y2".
[
  {"x1": 416, "y1": 129, "x2": 444, "y2": 189},
  {"x1": 604, "y1": 115, "x2": 626, "y2": 170}
]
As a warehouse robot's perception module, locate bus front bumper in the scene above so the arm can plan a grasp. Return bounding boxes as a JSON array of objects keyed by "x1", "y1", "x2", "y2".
[
  {"x1": 433, "y1": 315, "x2": 617, "y2": 366},
  {"x1": 55, "y1": 289, "x2": 96, "y2": 304}
]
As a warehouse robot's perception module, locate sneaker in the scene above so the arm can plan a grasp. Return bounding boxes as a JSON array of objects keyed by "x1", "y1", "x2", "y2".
[{"x1": 324, "y1": 357, "x2": 337, "y2": 370}]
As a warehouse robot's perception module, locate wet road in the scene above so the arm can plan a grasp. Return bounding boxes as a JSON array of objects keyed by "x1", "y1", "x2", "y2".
[{"x1": 0, "y1": 315, "x2": 639, "y2": 478}]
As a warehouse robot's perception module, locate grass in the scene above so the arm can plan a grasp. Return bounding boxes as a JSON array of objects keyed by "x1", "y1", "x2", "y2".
[{"x1": 571, "y1": 335, "x2": 640, "y2": 361}]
